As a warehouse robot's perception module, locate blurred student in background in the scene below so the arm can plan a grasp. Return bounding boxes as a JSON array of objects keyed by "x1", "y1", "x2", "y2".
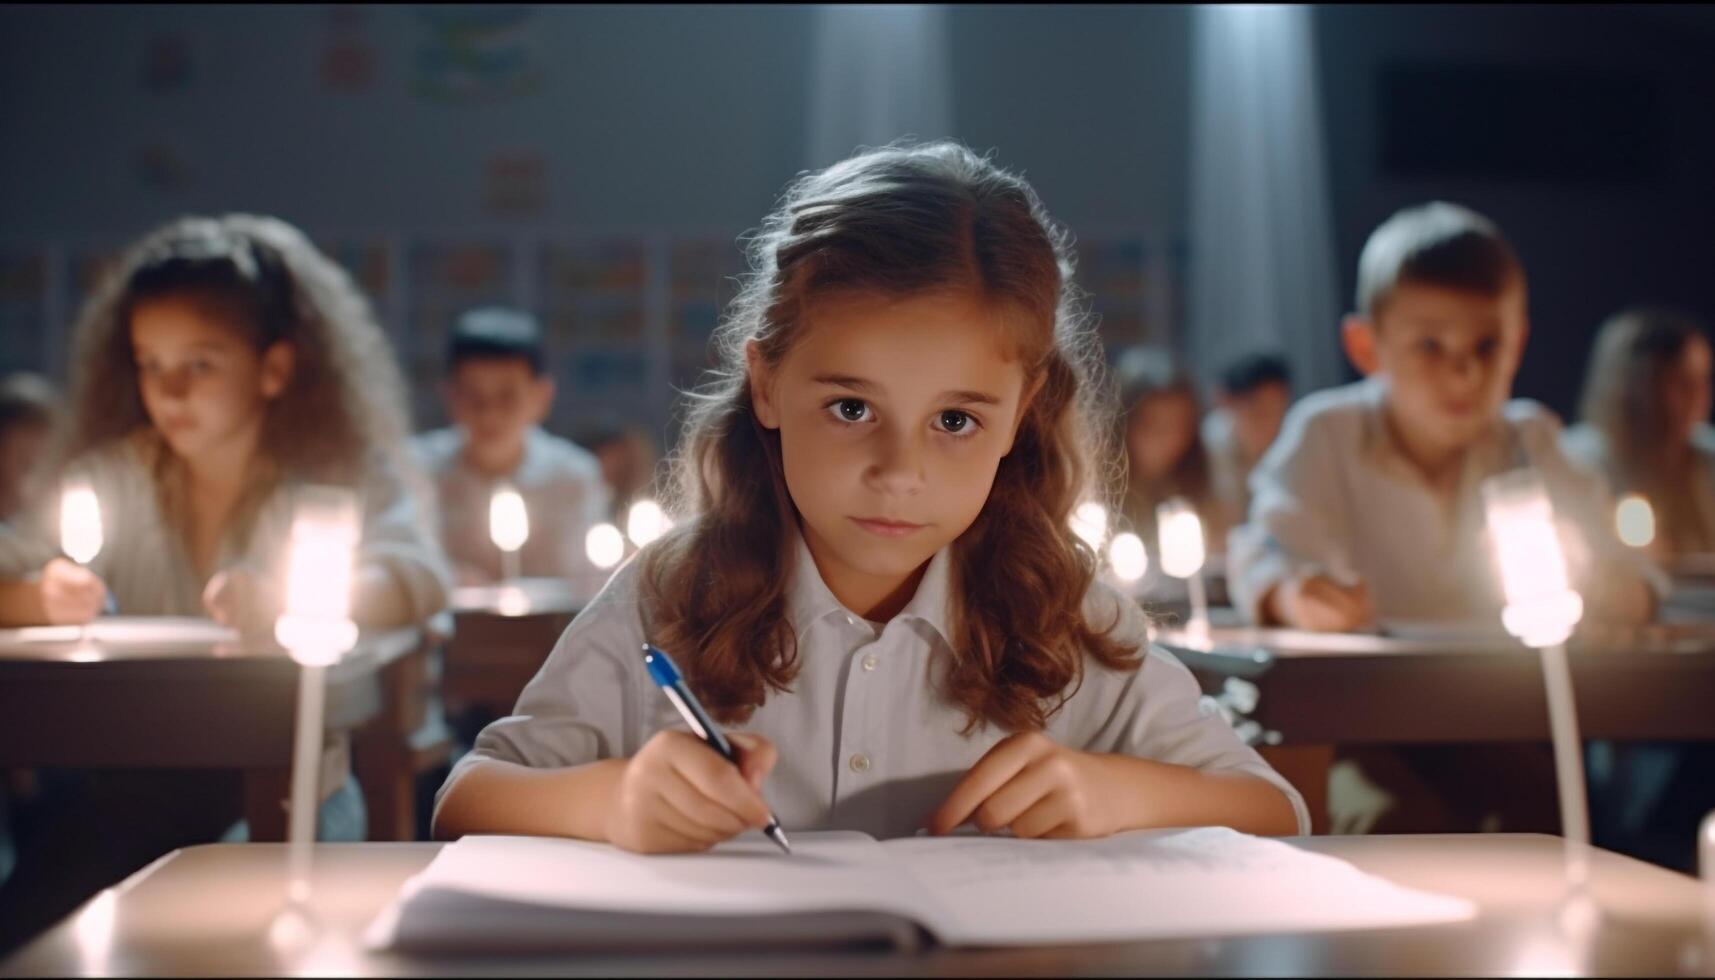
[
  {"x1": 1229, "y1": 201, "x2": 1660, "y2": 632},
  {"x1": 1115, "y1": 346, "x2": 1237, "y2": 559},
  {"x1": 0, "y1": 372, "x2": 61, "y2": 524},
  {"x1": 413, "y1": 307, "x2": 612, "y2": 591},
  {"x1": 1202, "y1": 351, "x2": 1292, "y2": 521},
  {"x1": 1226, "y1": 202, "x2": 1663, "y2": 836},
  {"x1": 0, "y1": 214, "x2": 451, "y2": 954},
  {"x1": 1564, "y1": 307, "x2": 1715, "y2": 562},
  {"x1": 1564, "y1": 306, "x2": 1715, "y2": 872}
]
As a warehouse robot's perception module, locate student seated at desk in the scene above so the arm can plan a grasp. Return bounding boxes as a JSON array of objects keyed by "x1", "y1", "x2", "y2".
[
  {"x1": 412, "y1": 307, "x2": 612, "y2": 590},
  {"x1": 1227, "y1": 201, "x2": 1662, "y2": 835},
  {"x1": 0, "y1": 373, "x2": 61, "y2": 526},
  {"x1": 1202, "y1": 351, "x2": 1292, "y2": 522},
  {"x1": 1112, "y1": 347, "x2": 1237, "y2": 606},
  {"x1": 1562, "y1": 307, "x2": 1715, "y2": 872},
  {"x1": 434, "y1": 142, "x2": 1307, "y2": 852},
  {"x1": 0, "y1": 214, "x2": 451, "y2": 955}
]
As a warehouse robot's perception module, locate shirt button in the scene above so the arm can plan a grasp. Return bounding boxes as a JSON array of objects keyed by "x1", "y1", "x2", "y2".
[
  {"x1": 849, "y1": 753, "x2": 872, "y2": 774},
  {"x1": 861, "y1": 654, "x2": 879, "y2": 672}
]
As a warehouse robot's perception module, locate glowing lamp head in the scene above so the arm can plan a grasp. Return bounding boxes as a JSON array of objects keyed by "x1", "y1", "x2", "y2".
[
  {"x1": 489, "y1": 485, "x2": 530, "y2": 553},
  {"x1": 1108, "y1": 531, "x2": 1149, "y2": 583},
  {"x1": 625, "y1": 499, "x2": 671, "y2": 548},
  {"x1": 274, "y1": 487, "x2": 361, "y2": 666},
  {"x1": 1156, "y1": 497, "x2": 1206, "y2": 579},
  {"x1": 585, "y1": 522, "x2": 625, "y2": 570},
  {"x1": 1070, "y1": 501, "x2": 1109, "y2": 552},
  {"x1": 1482, "y1": 470, "x2": 1584, "y2": 648},
  {"x1": 60, "y1": 482, "x2": 103, "y2": 565},
  {"x1": 1614, "y1": 494, "x2": 1655, "y2": 549}
]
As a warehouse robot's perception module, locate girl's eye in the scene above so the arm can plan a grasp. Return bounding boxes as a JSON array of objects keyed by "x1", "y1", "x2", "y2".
[
  {"x1": 827, "y1": 398, "x2": 872, "y2": 424},
  {"x1": 934, "y1": 410, "x2": 977, "y2": 436}
]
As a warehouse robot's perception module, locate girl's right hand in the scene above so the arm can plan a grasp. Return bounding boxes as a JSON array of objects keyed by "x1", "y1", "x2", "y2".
[
  {"x1": 603, "y1": 729, "x2": 777, "y2": 854},
  {"x1": 40, "y1": 558, "x2": 108, "y2": 625}
]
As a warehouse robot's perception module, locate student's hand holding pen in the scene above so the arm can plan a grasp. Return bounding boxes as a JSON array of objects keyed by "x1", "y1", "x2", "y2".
[
  {"x1": 605, "y1": 729, "x2": 779, "y2": 854},
  {"x1": 1269, "y1": 572, "x2": 1373, "y2": 632},
  {"x1": 39, "y1": 557, "x2": 108, "y2": 624}
]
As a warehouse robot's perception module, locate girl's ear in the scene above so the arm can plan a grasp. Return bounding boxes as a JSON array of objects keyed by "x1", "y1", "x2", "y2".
[
  {"x1": 1002, "y1": 371, "x2": 1046, "y2": 456},
  {"x1": 259, "y1": 341, "x2": 296, "y2": 400},
  {"x1": 745, "y1": 340, "x2": 780, "y2": 430}
]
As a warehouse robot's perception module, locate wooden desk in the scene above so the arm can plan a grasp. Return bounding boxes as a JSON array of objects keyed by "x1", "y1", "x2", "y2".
[
  {"x1": 1154, "y1": 623, "x2": 1715, "y2": 833},
  {"x1": 4, "y1": 835, "x2": 1707, "y2": 976},
  {"x1": 0, "y1": 618, "x2": 430, "y2": 842},
  {"x1": 443, "y1": 580, "x2": 583, "y2": 720}
]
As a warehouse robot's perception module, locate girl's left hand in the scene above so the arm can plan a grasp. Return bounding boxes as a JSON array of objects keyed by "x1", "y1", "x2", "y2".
[
  {"x1": 203, "y1": 566, "x2": 282, "y2": 635},
  {"x1": 924, "y1": 732, "x2": 1118, "y2": 839}
]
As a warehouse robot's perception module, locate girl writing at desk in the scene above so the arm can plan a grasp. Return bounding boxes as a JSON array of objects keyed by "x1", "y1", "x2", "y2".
[
  {"x1": 0, "y1": 214, "x2": 450, "y2": 954},
  {"x1": 435, "y1": 142, "x2": 1306, "y2": 851}
]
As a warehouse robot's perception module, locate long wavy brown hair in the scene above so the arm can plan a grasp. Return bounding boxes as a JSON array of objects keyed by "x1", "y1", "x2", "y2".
[
  {"x1": 57, "y1": 214, "x2": 422, "y2": 549},
  {"x1": 640, "y1": 141, "x2": 1136, "y2": 733},
  {"x1": 1578, "y1": 307, "x2": 1715, "y2": 552}
]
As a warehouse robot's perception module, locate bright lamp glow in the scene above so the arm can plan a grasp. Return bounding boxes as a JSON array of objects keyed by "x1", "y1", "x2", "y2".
[
  {"x1": 60, "y1": 482, "x2": 103, "y2": 565},
  {"x1": 1614, "y1": 494, "x2": 1655, "y2": 549},
  {"x1": 1156, "y1": 498, "x2": 1206, "y2": 579},
  {"x1": 625, "y1": 499, "x2": 671, "y2": 548},
  {"x1": 1108, "y1": 532, "x2": 1149, "y2": 582},
  {"x1": 1482, "y1": 471, "x2": 1584, "y2": 648},
  {"x1": 275, "y1": 488, "x2": 361, "y2": 665},
  {"x1": 586, "y1": 522, "x2": 625, "y2": 570},
  {"x1": 489, "y1": 485, "x2": 529, "y2": 553},
  {"x1": 1070, "y1": 501, "x2": 1109, "y2": 551}
]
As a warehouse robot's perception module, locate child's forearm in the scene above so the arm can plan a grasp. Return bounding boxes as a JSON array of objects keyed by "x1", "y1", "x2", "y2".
[
  {"x1": 1097, "y1": 754, "x2": 1302, "y2": 837},
  {"x1": 351, "y1": 561, "x2": 425, "y2": 628},
  {"x1": 0, "y1": 579, "x2": 48, "y2": 626},
  {"x1": 432, "y1": 756, "x2": 627, "y2": 841}
]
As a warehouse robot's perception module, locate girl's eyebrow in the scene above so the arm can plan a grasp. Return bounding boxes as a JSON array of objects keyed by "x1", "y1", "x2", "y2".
[{"x1": 810, "y1": 373, "x2": 1000, "y2": 406}]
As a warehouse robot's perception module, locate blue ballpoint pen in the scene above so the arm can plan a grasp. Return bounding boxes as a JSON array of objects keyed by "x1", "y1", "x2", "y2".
[{"x1": 641, "y1": 643, "x2": 792, "y2": 854}]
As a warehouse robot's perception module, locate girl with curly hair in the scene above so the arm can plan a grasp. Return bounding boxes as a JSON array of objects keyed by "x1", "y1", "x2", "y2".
[
  {"x1": 0, "y1": 213, "x2": 449, "y2": 629},
  {"x1": 435, "y1": 142, "x2": 1304, "y2": 852},
  {"x1": 0, "y1": 214, "x2": 449, "y2": 955}
]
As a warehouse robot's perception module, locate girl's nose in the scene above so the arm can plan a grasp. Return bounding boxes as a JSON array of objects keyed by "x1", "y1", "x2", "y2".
[
  {"x1": 868, "y1": 429, "x2": 927, "y2": 496},
  {"x1": 159, "y1": 367, "x2": 192, "y2": 399}
]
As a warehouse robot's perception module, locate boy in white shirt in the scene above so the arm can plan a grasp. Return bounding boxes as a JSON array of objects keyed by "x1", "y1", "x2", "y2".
[
  {"x1": 1230, "y1": 202, "x2": 1660, "y2": 631},
  {"x1": 413, "y1": 307, "x2": 613, "y2": 594},
  {"x1": 1227, "y1": 202, "x2": 1662, "y2": 835}
]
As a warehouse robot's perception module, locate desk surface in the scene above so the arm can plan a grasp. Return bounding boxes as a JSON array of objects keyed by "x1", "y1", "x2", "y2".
[
  {"x1": 0, "y1": 619, "x2": 424, "y2": 769},
  {"x1": 3, "y1": 835, "x2": 1708, "y2": 977}
]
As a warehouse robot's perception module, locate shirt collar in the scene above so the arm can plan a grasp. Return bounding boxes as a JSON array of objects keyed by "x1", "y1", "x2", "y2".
[{"x1": 784, "y1": 521, "x2": 955, "y2": 646}]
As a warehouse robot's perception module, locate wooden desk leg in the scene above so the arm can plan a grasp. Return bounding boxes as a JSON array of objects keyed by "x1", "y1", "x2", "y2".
[
  {"x1": 242, "y1": 768, "x2": 291, "y2": 842},
  {"x1": 1259, "y1": 744, "x2": 1333, "y2": 835}
]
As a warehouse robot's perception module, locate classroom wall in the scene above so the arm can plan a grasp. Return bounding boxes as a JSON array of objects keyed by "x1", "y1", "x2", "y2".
[{"x1": 2, "y1": 4, "x2": 1710, "y2": 427}]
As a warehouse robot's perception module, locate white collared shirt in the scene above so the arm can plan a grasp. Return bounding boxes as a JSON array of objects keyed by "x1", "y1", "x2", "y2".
[
  {"x1": 1227, "y1": 378, "x2": 1666, "y2": 623},
  {"x1": 440, "y1": 526, "x2": 1309, "y2": 838}
]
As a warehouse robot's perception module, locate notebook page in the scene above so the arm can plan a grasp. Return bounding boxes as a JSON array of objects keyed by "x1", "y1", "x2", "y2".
[
  {"x1": 883, "y1": 826, "x2": 1477, "y2": 946},
  {"x1": 365, "y1": 830, "x2": 954, "y2": 950}
]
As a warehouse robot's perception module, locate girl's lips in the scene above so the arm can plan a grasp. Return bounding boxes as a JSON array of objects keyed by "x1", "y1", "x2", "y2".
[{"x1": 851, "y1": 517, "x2": 926, "y2": 538}]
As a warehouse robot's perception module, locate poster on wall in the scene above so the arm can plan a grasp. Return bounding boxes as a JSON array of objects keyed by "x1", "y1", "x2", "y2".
[
  {"x1": 319, "y1": 5, "x2": 379, "y2": 94},
  {"x1": 1075, "y1": 234, "x2": 1153, "y2": 356},
  {"x1": 411, "y1": 5, "x2": 543, "y2": 104},
  {"x1": 538, "y1": 239, "x2": 650, "y2": 436},
  {"x1": 405, "y1": 241, "x2": 518, "y2": 427}
]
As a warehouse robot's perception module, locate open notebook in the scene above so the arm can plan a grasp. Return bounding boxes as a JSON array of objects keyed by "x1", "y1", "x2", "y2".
[{"x1": 366, "y1": 827, "x2": 1476, "y2": 953}]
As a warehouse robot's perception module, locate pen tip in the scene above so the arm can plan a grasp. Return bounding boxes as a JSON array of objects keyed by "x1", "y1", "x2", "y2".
[{"x1": 769, "y1": 826, "x2": 792, "y2": 854}]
